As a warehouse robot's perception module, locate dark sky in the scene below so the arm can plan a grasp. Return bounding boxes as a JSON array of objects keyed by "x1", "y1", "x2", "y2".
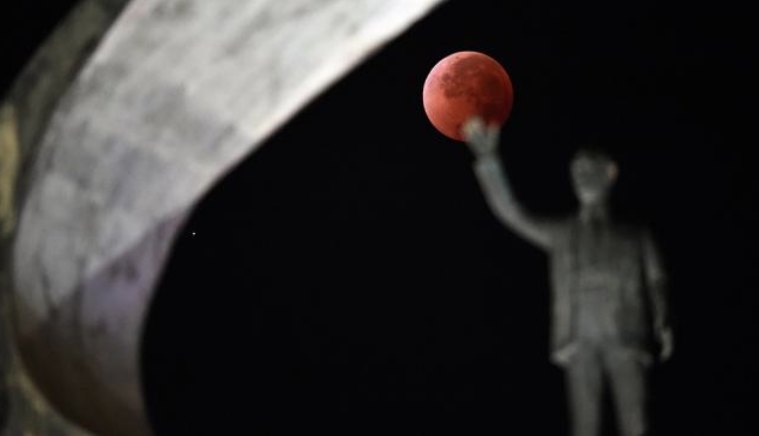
[{"x1": 4, "y1": 1, "x2": 759, "y2": 435}]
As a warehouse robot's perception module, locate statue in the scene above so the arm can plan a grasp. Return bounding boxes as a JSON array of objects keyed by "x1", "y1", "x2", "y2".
[{"x1": 462, "y1": 117, "x2": 673, "y2": 436}]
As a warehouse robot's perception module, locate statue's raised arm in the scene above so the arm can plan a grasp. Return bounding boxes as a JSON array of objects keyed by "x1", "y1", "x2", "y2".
[{"x1": 462, "y1": 117, "x2": 557, "y2": 250}]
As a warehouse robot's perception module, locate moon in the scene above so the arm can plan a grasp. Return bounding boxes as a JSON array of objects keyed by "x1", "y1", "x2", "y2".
[{"x1": 423, "y1": 51, "x2": 514, "y2": 141}]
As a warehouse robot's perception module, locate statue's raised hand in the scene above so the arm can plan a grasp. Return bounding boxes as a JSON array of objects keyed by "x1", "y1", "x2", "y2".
[{"x1": 462, "y1": 116, "x2": 500, "y2": 157}]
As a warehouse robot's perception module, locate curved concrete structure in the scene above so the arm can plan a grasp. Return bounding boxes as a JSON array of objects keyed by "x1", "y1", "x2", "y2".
[{"x1": 2, "y1": 0, "x2": 444, "y2": 434}]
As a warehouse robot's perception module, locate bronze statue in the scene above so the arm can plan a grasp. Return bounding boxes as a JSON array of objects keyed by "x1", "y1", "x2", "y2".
[{"x1": 463, "y1": 118, "x2": 672, "y2": 436}]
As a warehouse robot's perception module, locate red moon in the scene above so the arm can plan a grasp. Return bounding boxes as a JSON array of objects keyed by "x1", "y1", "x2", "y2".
[{"x1": 423, "y1": 51, "x2": 514, "y2": 141}]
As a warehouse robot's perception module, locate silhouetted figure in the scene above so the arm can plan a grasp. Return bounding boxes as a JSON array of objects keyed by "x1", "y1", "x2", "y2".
[{"x1": 463, "y1": 118, "x2": 672, "y2": 436}]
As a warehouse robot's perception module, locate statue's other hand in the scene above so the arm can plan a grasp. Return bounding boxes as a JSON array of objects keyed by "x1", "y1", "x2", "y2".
[
  {"x1": 462, "y1": 116, "x2": 499, "y2": 157},
  {"x1": 658, "y1": 327, "x2": 674, "y2": 362},
  {"x1": 550, "y1": 343, "x2": 579, "y2": 367}
]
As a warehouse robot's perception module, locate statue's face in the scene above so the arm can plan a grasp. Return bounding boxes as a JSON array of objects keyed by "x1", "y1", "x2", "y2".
[{"x1": 570, "y1": 154, "x2": 618, "y2": 205}]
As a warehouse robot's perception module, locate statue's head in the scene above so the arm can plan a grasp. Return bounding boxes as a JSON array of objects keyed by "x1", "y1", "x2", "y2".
[{"x1": 570, "y1": 146, "x2": 618, "y2": 206}]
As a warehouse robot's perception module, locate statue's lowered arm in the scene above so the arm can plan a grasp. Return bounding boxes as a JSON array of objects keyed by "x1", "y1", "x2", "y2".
[
  {"x1": 463, "y1": 118, "x2": 555, "y2": 250},
  {"x1": 642, "y1": 230, "x2": 674, "y2": 361}
]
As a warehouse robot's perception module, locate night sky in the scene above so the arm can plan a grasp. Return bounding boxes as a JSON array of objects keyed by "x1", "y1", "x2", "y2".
[{"x1": 3, "y1": 1, "x2": 759, "y2": 435}]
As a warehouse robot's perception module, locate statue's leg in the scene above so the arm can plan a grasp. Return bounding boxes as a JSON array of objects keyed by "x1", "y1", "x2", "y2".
[
  {"x1": 565, "y1": 347, "x2": 603, "y2": 436},
  {"x1": 605, "y1": 349, "x2": 650, "y2": 436}
]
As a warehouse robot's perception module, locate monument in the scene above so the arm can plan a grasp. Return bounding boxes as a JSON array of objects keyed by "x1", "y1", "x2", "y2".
[{"x1": 463, "y1": 117, "x2": 672, "y2": 436}]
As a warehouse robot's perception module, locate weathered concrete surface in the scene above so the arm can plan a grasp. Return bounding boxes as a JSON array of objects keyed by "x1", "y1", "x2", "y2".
[
  {"x1": 2, "y1": 1, "x2": 128, "y2": 435},
  {"x1": 6, "y1": 0, "x2": 130, "y2": 209},
  {"x1": 5, "y1": 0, "x2": 445, "y2": 435},
  {"x1": 1, "y1": 262, "x2": 95, "y2": 436}
]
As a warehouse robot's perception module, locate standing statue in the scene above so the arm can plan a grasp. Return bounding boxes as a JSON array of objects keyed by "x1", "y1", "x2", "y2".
[{"x1": 462, "y1": 118, "x2": 673, "y2": 436}]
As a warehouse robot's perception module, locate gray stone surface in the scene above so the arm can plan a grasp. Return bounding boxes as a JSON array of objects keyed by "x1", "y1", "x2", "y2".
[
  {"x1": 3, "y1": 2, "x2": 128, "y2": 434},
  {"x1": 3, "y1": 0, "x2": 444, "y2": 434}
]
